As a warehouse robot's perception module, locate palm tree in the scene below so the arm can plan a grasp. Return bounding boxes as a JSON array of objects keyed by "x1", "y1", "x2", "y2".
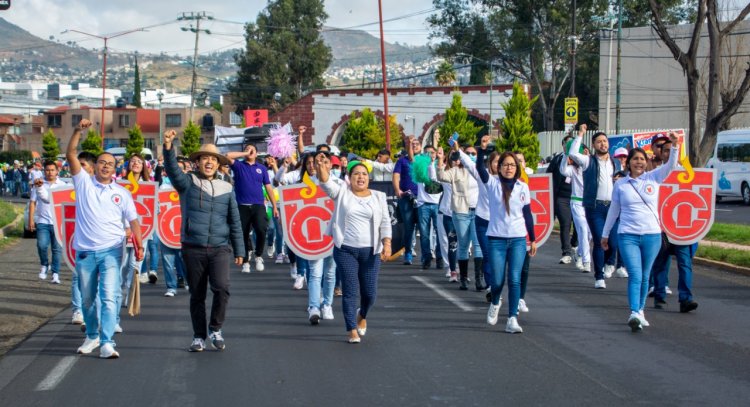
[{"x1": 435, "y1": 61, "x2": 457, "y2": 86}]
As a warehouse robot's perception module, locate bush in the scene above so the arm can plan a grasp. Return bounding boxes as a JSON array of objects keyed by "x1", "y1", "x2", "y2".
[
  {"x1": 0, "y1": 201, "x2": 18, "y2": 229},
  {"x1": 0, "y1": 150, "x2": 33, "y2": 164}
]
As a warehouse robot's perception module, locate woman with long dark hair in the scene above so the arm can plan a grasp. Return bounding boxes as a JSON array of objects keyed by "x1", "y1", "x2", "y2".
[{"x1": 602, "y1": 132, "x2": 680, "y2": 332}]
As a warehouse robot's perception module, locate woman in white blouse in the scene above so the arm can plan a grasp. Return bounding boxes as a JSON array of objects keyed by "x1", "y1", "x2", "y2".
[
  {"x1": 316, "y1": 153, "x2": 392, "y2": 344},
  {"x1": 602, "y1": 132, "x2": 680, "y2": 332}
]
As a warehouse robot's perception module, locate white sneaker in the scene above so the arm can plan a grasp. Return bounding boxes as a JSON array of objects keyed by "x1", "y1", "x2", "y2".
[
  {"x1": 138, "y1": 273, "x2": 148, "y2": 284},
  {"x1": 289, "y1": 264, "x2": 297, "y2": 280},
  {"x1": 628, "y1": 312, "x2": 643, "y2": 332},
  {"x1": 267, "y1": 245, "x2": 275, "y2": 258},
  {"x1": 308, "y1": 307, "x2": 321, "y2": 325},
  {"x1": 518, "y1": 298, "x2": 529, "y2": 313},
  {"x1": 603, "y1": 265, "x2": 615, "y2": 279},
  {"x1": 114, "y1": 324, "x2": 123, "y2": 334},
  {"x1": 275, "y1": 254, "x2": 284, "y2": 264},
  {"x1": 638, "y1": 310, "x2": 650, "y2": 327},
  {"x1": 51, "y1": 273, "x2": 61, "y2": 284},
  {"x1": 71, "y1": 311, "x2": 84, "y2": 325},
  {"x1": 99, "y1": 343, "x2": 119, "y2": 359},
  {"x1": 594, "y1": 279, "x2": 606, "y2": 289},
  {"x1": 615, "y1": 267, "x2": 628, "y2": 278},
  {"x1": 241, "y1": 263, "x2": 251, "y2": 273},
  {"x1": 255, "y1": 256, "x2": 265, "y2": 272},
  {"x1": 486, "y1": 303, "x2": 500, "y2": 326},
  {"x1": 559, "y1": 255, "x2": 573, "y2": 264},
  {"x1": 293, "y1": 275, "x2": 305, "y2": 290},
  {"x1": 505, "y1": 316, "x2": 523, "y2": 333},
  {"x1": 321, "y1": 304, "x2": 334, "y2": 320},
  {"x1": 38, "y1": 265, "x2": 47, "y2": 280},
  {"x1": 575, "y1": 258, "x2": 583, "y2": 270},
  {"x1": 665, "y1": 286, "x2": 673, "y2": 295},
  {"x1": 283, "y1": 254, "x2": 290, "y2": 264},
  {"x1": 77, "y1": 337, "x2": 100, "y2": 354},
  {"x1": 164, "y1": 289, "x2": 176, "y2": 297},
  {"x1": 582, "y1": 262, "x2": 591, "y2": 273},
  {"x1": 444, "y1": 269, "x2": 451, "y2": 278},
  {"x1": 449, "y1": 271, "x2": 458, "y2": 282}
]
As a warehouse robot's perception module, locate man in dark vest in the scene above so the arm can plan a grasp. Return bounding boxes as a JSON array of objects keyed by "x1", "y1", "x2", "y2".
[{"x1": 546, "y1": 134, "x2": 577, "y2": 265}]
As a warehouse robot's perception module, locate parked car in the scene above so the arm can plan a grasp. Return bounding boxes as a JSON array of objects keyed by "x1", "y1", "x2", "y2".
[
  {"x1": 106, "y1": 147, "x2": 154, "y2": 161},
  {"x1": 706, "y1": 129, "x2": 750, "y2": 205}
]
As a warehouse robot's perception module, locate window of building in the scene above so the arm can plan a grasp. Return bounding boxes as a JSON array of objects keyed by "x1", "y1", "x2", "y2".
[
  {"x1": 119, "y1": 139, "x2": 129, "y2": 147},
  {"x1": 119, "y1": 114, "x2": 130, "y2": 128},
  {"x1": 71, "y1": 114, "x2": 83, "y2": 127},
  {"x1": 144, "y1": 138, "x2": 155, "y2": 150},
  {"x1": 165, "y1": 114, "x2": 182, "y2": 128},
  {"x1": 47, "y1": 115, "x2": 62, "y2": 127}
]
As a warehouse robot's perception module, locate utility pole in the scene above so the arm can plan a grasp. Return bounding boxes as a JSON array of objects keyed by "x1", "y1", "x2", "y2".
[
  {"x1": 616, "y1": 0, "x2": 623, "y2": 133},
  {"x1": 569, "y1": 0, "x2": 577, "y2": 97},
  {"x1": 179, "y1": 11, "x2": 212, "y2": 124},
  {"x1": 593, "y1": 11, "x2": 617, "y2": 133},
  {"x1": 377, "y1": 0, "x2": 391, "y2": 149}
]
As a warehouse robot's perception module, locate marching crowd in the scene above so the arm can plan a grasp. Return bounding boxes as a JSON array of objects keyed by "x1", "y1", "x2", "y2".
[{"x1": 23, "y1": 119, "x2": 700, "y2": 359}]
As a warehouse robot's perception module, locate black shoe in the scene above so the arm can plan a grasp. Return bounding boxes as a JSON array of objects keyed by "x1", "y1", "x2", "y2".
[
  {"x1": 177, "y1": 277, "x2": 185, "y2": 289},
  {"x1": 485, "y1": 291, "x2": 492, "y2": 303},
  {"x1": 422, "y1": 259, "x2": 432, "y2": 270},
  {"x1": 680, "y1": 300, "x2": 698, "y2": 313},
  {"x1": 435, "y1": 258, "x2": 444, "y2": 269},
  {"x1": 654, "y1": 298, "x2": 667, "y2": 309},
  {"x1": 148, "y1": 272, "x2": 157, "y2": 284},
  {"x1": 459, "y1": 278, "x2": 468, "y2": 291}
]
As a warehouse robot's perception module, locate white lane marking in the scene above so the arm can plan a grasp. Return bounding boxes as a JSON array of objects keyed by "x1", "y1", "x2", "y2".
[
  {"x1": 715, "y1": 209, "x2": 731, "y2": 212},
  {"x1": 412, "y1": 276, "x2": 474, "y2": 312},
  {"x1": 35, "y1": 356, "x2": 77, "y2": 391}
]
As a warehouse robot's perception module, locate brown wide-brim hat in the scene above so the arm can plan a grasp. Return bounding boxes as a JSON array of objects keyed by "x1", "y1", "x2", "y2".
[{"x1": 189, "y1": 144, "x2": 230, "y2": 166}]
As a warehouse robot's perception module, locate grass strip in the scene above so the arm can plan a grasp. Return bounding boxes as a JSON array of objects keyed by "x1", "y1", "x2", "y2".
[{"x1": 696, "y1": 245, "x2": 750, "y2": 269}]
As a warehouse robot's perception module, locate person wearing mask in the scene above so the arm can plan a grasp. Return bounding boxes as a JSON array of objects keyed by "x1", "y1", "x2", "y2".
[
  {"x1": 393, "y1": 136, "x2": 420, "y2": 265},
  {"x1": 477, "y1": 150, "x2": 537, "y2": 334},
  {"x1": 602, "y1": 132, "x2": 680, "y2": 332},
  {"x1": 163, "y1": 130, "x2": 244, "y2": 352},
  {"x1": 409, "y1": 138, "x2": 444, "y2": 270},
  {"x1": 568, "y1": 124, "x2": 617, "y2": 289},
  {"x1": 435, "y1": 151, "x2": 457, "y2": 282},
  {"x1": 29, "y1": 160, "x2": 67, "y2": 284},
  {"x1": 316, "y1": 154, "x2": 391, "y2": 343}
]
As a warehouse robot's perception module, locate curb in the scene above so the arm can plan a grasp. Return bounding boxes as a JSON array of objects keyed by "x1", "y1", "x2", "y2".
[{"x1": 0, "y1": 213, "x2": 23, "y2": 239}]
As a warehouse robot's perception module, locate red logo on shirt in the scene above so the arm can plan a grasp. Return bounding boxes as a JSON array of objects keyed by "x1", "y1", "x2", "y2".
[
  {"x1": 112, "y1": 194, "x2": 122, "y2": 205},
  {"x1": 644, "y1": 184, "x2": 655, "y2": 195}
]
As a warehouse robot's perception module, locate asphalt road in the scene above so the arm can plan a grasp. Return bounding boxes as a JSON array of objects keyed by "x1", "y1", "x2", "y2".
[
  {"x1": 1, "y1": 241, "x2": 749, "y2": 407},
  {"x1": 715, "y1": 197, "x2": 750, "y2": 225}
]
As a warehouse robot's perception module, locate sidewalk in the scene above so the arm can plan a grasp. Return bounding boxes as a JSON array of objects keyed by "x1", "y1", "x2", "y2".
[{"x1": 0, "y1": 238, "x2": 70, "y2": 358}]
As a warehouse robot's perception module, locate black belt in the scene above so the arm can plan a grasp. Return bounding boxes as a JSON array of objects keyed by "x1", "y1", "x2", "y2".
[{"x1": 596, "y1": 200, "x2": 611, "y2": 206}]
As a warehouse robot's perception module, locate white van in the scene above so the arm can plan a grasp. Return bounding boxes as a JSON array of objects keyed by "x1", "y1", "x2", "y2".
[
  {"x1": 706, "y1": 129, "x2": 750, "y2": 205},
  {"x1": 105, "y1": 147, "x2": 155, "y2": 161}
]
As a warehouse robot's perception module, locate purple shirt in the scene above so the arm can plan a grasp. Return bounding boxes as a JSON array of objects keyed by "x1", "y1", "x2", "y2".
[
  {"x1": 231, "y1": 160, "x2": 270, "y2": 205},
  {"x1": 393, "y1": 156, "x2": 417, "y2": 195}
]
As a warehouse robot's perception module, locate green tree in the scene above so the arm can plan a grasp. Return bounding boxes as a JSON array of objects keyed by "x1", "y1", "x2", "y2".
[
  {"x1": 81, "y1": 129, "x2": 103, "y2": 156},
  {"x1": 126, "y1": 124, "x2": 145, "y2": 159},
  {"x1": 181, "y1": 121, "x2": 201, "y2": 156},
  {"x1": 498, "y1": 82, "x2": 541, "y2": 171},
  {"x1": 232, "y1": 0, "x2": 332, "y2": 111},
  {"x1": 340, "y1": 108, "x2": 402, "y2": 159},
  {"x1": 438, "y1": 93, "x2": 482, "y2": 149},
  {"x1": 41, "y1": 129, "x2": 60, "y2": 160},
  {"x1": 435, "y1": 60, "x2": 457, "y2": 86},
  {"x1": 211, "y1": 101, "x2": 223, "y2": 113},
  {"x1": 132, "y1": 55, "x2": 142, "y2": 108}
]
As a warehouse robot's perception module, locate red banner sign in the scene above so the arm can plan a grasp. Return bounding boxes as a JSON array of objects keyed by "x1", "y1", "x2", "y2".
[
  {"x1": 526, "y1": 174, "x2": 554, "y2": 248},
  {"x1": 158, "y1": 187, "x2": 182, "y2": 249},
  {"x1": 659, "y1": 168, "x2": 716, "y2": 246},
  {"x1": 278, "y1": 178, "x2": 334, "y2": 260},
  {"x1": 117, "y1": 179, "x2": 158, "y2": 245}
]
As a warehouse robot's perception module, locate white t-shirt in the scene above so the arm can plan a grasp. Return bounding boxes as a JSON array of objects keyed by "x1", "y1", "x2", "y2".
[
  {"x1": 30, "y1": 178, "x2": 67, "y2": 225},
  {"x1": 72, "y1": 171, "x2": 138, "y2": 251},
  {"x1": 342, "y1": 195, "x2": 375, "y2": 248}
]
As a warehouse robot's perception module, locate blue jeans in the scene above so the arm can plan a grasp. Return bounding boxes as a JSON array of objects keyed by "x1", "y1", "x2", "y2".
[
  {"x1": 120, "y1": 244, "x2": 145, "y2": 305},
  {"x1": 77, "y1": 245, "x2": 123, "y2": 345},
  {"x1": 36, "y1": 223, "x2": 61, "y2": 274},
  {"x1": 161, "y1": 243, "x2": 184, "y2": 290},
  {"x1": 585, "y1": 202, "x2": 613, "y2": 281},
  {"x1": 296, "y1": 257, "x2": 310, "y2": 279},
  {"x1": 487, "y1": 237, "x2": 527, "y2": 317},
  {"x1": 418, "y1": 203, "x2": 440, "y2": 264},
  {"x1": 334, "y1": 245, "x2": 380, "y2": 331},
  {"x1": 618, "y1": 233, "x2": 661, "y2": 313},
  {"x1": 140, "y1": 235, "x2": 160, "y2": 273},
  {"x1": 398, "y1": 196, "x2": 417, "y2": 262},
  {"x1": 475, "y1": 216, "x2": 493, "y2": 288},
  {"x1": 307, "y1": 255, "x2": 336, "y2": 309},
  {"x1": 273, "y1": 216, "x2": 284, "y2": 256},
  {"x1": 442, "y1": 215, "x2": 457, "y2": 272},
  {"x1": 652, "y1": 244, "x2": 695, "y2": 302},
  {"x1": 453, "y1": 210, "x2": 482, "y2": 260},
  {"x1": 604, "y1": 221, "x2": 622, "y2": 268}
]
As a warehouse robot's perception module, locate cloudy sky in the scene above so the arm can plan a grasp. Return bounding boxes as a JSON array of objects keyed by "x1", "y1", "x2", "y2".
[{"x1": 2, "y1": 0, "x2": 435, "y2": 56}]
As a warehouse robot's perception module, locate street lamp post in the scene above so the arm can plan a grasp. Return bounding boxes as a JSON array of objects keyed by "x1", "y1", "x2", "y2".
[
  {"x1": 157, "y1": 91, "x2": 164, "y2": 154},
  {"x1": 61, "y1": 27, "x2": 145, "y2": 148}
]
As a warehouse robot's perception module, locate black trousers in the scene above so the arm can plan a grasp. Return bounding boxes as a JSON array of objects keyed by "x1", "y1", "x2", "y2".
[
  {"x1": 239, "y1": 204, "x2": 268, "y2": 259},
  {"x1": 182, "y1": 244, "x2": 232, "y2": 339},
  {"x1": 554, "y1": 197, "x2": 574, "y2": 256}
]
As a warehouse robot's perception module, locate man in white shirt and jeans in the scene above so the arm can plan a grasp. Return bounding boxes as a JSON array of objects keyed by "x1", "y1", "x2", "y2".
[
  {"x1": 29, "y1": 160, "x2": 67, "y2": 284},
  {"x1": 67, "y1": 119, "x2": 144, "y2": 359}
]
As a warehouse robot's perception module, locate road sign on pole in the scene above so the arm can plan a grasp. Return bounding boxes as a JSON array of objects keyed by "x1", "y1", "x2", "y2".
[
  {"x1": 564, "y1": 97, "x2": 578, "y2": 125},
  {"x1": 0, "y1": 0, "x2": 10, "y2": 11}
]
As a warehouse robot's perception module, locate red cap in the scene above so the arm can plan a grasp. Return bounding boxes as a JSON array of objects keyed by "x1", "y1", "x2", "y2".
[{"x1": 330, "y1": 156, "x2": 341, "y2": 167}]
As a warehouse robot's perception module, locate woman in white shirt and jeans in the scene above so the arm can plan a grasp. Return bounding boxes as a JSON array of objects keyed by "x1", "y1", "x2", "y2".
[
  {"x1": 316, "y1": 154, "x2": 392, "y2": 344},
  {"x1": 602, "y1": 132, "x2": 680, "y2": 332}
]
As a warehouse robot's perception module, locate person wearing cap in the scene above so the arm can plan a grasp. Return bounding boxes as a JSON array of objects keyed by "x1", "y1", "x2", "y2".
[
  {"x1": 163, "y1": 129, "x2": 244, "y2": 352},
  {"x1": 330, "y1": 155, "x2": 343, "y2": 179},
  {"x1": 568, "y1": 123, "x2": 617, "y2": 289},
  {"x1": 613, "y1": 147, "x2": 629, "y2": 171},
  {"x1": 225, "y1": 144, "x2": 278, "y2": 273},
  {"x1": 66, "y1": 119, "x2": 144, "y2": 359},
  {"x1": 315, "y1": 154, "x2": 392, "y2": 343},
  {"x1": 649, "y1": 133, "x2": 669, "y2": 170}
]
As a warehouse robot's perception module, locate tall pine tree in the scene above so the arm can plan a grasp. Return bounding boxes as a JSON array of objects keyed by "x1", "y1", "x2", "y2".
[
  {"x1": 340, "y1": 108, "x2": 402, "y2": 159},
  {"x1": 437, "y1": 93, "x2": 481, "y2": 149},
  {"x1": 81, "y1": 129, "x2": 103, "y2": 156},
  {"x1": 181, "y1": 121, "x2": 201, "y2": 156},
  {"x1": 42, "y1": 129, "x2": 60, "y2": 160},
  {"x1": 132, "y1": 55, "x2": 142, "y2": 108},
  {"x1": 232, "y1": 0, "x2": 331, "y2": 111},
  {"x1": 126, "y1": 124, "x2": 145, "y2": 158},
  {"x1": 497, "y1": 82, "x2": 540, "y2": 171}
]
